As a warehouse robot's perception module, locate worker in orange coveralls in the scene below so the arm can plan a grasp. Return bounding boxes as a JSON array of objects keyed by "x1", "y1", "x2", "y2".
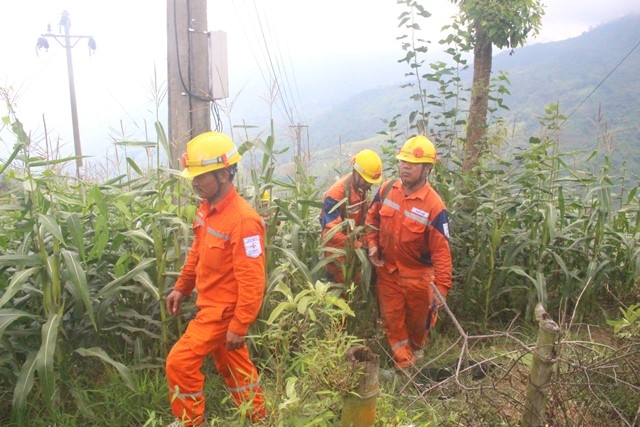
[
  {"x1": 320, "y1": 149, "x2": 383, "y2": 284},
  {"x1": 165, "y1": 132, "x2": 267, "y2": 426},
  {"x1": 365, "y1": 135, "x2": 452, "y2": 370}
]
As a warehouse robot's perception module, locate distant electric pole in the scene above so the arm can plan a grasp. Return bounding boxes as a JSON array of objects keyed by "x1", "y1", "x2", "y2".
[
  {"x1": 37, "y1": 10, "x2": 96, "y2": 178},
  {"x1": 290, "y1": 123, "x2": 310, "y2": 163}
]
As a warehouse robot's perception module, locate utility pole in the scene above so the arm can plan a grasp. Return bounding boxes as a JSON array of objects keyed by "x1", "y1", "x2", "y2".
[
  {"x1": 167, "y1": 0, "x2": 211, "y2": 169},
  {"x1": 37, "y1": 10, "x2": 95, "y2": 179},
  {"x1": 290, "y1": 123, "x2": 310, "y2": 162}
]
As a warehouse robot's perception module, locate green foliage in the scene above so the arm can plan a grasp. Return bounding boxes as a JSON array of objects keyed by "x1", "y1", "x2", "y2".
[
  {"x1": 449, "y1": 110, "x2": 640, "y2": 329},
  {"x1": 608, "y1": 303, "x2": 640, "y2": 339},
  {"x1": 453, "y1": 0, "x2": 545, "y2": 49},
  {"x1": 2, "y1": 365, "x2": 170, "y2": 427}
]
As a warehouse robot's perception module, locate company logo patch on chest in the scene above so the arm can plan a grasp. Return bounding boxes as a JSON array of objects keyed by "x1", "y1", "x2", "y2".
[
  {"x1": 411, "y1": 207, "x2": 429, "y2": 219},
  {"x1": 243, "y1": 235, "x2": 262, "y2": 258}
]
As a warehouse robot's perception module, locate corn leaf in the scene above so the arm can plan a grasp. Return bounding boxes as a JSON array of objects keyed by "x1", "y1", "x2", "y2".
[
  {"x1": 98, "y1": 258, "x2": 156, "y2": 299},
  {"x1": 122, "y1": 229, "x2": 155, "y2": 246},
  {"x1": 29, "y1": 156, "x2": 85, "y2": 167},
  {"x1": 0, "y1": 254, "x2": 42, "y2": 268},
  {"x1": 133, "y1": 270, "x2": 160, "y2": 300},
  {"x1": 266, "y1": 301, "x2": 296, "y2": 325},
  {"x1": 126, "y1": 157, "x2": 143, "y2": 175},
  {"x1": 61, "y1": 250, "x2": 96, "y2": 328},
  {"x1": 0, "y1": 141, "x2": 24, "y2": 175},
  {"x1": 267, "y1": 246, "x2": 311, "y2": 283},
  {"x1": 0, "y1": 266, "x2": 42, "y2": 308},
  {"x1": 0, "y1": 308, "x2": 38, "y2": 337},
  {"x1": 62, "y1": 212, "x2": 86, "y2": 260},
  {"x1": 11, "y1": 351, "x2": 38, "y2": 419},
  {"x1": 75, "y1": 347, "x2": 136, "y2": 391},
  {"x1": 36, "y1": 213, "x2": 64, "y2": 244},
  {"x1": 35, "y1": 313, "x2": 62, "y2": 411}
]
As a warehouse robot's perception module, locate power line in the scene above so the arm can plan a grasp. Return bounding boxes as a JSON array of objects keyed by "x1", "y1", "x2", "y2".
[
  {"x1": 562, "y1": 37, "x2": 640, "y2": 124},
  {"x1": 269, "y1": 20, "x2": 305, "y2": 125},
  {"x1": 249, "y1": 0, "x2": 304, "y2": 126},
  {"x1": 251, "y1": 1, "x2": 290, "y2": 123}
]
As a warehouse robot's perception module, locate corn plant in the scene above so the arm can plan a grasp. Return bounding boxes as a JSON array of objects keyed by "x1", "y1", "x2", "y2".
[
  {"x1": 0, "y1": 108, "x2": 193, "y2": 423},
  {"x1": 446, "y1": 103, "x2": 640, "y2": 330}
]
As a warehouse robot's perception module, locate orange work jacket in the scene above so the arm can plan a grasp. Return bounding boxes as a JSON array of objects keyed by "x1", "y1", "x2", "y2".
[
  {"x1": 174, "y1": 187, "x2": 266, "y2": 336},
  {"x1": 365, "y1": 179, "x2": 452, "y2": 297},
  {"x1": 320, "y1": 173, "x2": 369, "y2": 250}
]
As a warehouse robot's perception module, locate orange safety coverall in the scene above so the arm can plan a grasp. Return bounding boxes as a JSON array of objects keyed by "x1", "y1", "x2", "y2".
[
  {"x1": 365, "y1": 179, "x2": 452, "y2": 369},
  {"x1": 320, "y1": 173, "x2": 368, "y2": 283},
  {"x1": 166, "y1": 187, "x2": 267, "y2": 425}
]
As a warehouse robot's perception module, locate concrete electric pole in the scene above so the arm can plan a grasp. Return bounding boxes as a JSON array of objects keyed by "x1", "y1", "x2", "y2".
[
  {"x1": 37, "y1": 10, "x2": 95, "y2": 179},
  {"x1": 167, "y1": 0, "x2": 212, "y2": 169}
]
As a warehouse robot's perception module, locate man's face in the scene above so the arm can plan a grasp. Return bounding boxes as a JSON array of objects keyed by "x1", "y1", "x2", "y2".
[
  {"x1": 399, "y1": 161, "x2": 427, "y2": 187},
  {"x1": 192, "y1": 171, "x2": 220, "y2": 201},
  {"x1": 354, "y1": 172, "x2": 372, "y2": 193}
]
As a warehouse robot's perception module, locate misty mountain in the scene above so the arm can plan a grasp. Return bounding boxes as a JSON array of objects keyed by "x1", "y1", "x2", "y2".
[{"x1": 301, "y1": 14, "x2": 640, "y2": 173}]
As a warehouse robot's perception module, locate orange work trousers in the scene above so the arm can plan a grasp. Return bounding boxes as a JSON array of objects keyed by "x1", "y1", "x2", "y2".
[
  {"x1": 375, "y1": 267, "x2": 435, "y2": 368},
  {"x1": 166, "y1": 306, "x2": 266, "y2": 425}
]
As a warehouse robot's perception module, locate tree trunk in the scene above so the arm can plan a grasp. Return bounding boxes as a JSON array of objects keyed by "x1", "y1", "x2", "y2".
[
  {"x1": 463, "y1": 23, "x2": 492, "y2": 173},
  {"x1": 522, "y1": 304, "x2": 560, "y2": 427}
]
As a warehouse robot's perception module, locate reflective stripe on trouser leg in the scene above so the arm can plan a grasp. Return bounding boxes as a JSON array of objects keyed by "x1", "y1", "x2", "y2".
[
  {"x1": 166, "y1": 307, "x2": 233, "y2": 425},
  {"x1": 376, "y1": 268, "x2": 431, "y2": 363},
  {"x1": 376, "y1": 267, "x2": 412, "y2": 366},
  {"x1": 211, "y1": 344, "x2": 267, "y2": 421},
  {"x1": 403, "y1": 276, "x2": 433, "y2": 352},
  {"x1": 166, "y1": 336, "x2": 206, "y2": 426}
]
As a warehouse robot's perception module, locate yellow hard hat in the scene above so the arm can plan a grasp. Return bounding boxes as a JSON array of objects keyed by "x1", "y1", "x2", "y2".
[
  {"x1": 352, "y1": 149, "x2": 382, "y2": 184},
  {"x1": 396, "y1": 135, "x2": 437, "y2": 164},
  {"x1": 180, "y1": 132, "x2": 242, "y2": 178}
]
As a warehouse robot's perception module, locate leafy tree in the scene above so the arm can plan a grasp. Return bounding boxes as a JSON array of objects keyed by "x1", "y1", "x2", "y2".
[{"x1": 452, "y1": 0, "x2": 544, "y2": 172}]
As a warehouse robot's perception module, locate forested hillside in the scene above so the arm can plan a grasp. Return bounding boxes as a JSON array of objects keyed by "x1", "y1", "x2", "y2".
[{"x1": 307, "y1": 14, "x2": 640, "y2": 175}]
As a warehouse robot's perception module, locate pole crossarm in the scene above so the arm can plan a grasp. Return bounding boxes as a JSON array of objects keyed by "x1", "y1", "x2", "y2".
[{"x1": 40, "y1": 32, "x2": 93, "y2": 49}]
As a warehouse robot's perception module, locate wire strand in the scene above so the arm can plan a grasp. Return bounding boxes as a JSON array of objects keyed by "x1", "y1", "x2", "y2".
[
  {"x1": 562, "y1": 37, "x2": 640, "y2": 124},
  {"x1": 171, "y1": 0, "x2": 213, "y2": 103}
]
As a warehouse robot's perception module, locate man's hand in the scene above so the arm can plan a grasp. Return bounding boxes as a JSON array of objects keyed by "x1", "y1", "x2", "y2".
[
  {"x1": 166, "y1": 290, "x2": 185, "y2": 316},
  {"x1": 226, "y1": 329, "x2": 246, "y2": 351},
  {"x1": 368, "y1": 245, "x2": 384, "y2": 268},
  {"x1": 430, "y1": 300, "x2": 441, "y2": 315}
]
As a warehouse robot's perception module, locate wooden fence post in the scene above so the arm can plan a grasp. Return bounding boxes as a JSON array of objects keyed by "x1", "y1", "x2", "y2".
[
  {"x1": 522, "y1": 303, "x2": 561, "y2": 426},
  {"x1": 341, "y1": 345, "x2": 380, "y2": 427}
]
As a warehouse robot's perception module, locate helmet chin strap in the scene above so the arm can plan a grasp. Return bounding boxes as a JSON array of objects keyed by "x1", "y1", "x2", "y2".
[{"x1": 206, "y1": 170, "x2": 225, "y2": 203}]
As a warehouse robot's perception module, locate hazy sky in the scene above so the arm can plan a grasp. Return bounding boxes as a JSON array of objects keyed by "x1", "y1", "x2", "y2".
[{"x1": 1, "y1": 0, "x2": 640, "y2": 162}]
